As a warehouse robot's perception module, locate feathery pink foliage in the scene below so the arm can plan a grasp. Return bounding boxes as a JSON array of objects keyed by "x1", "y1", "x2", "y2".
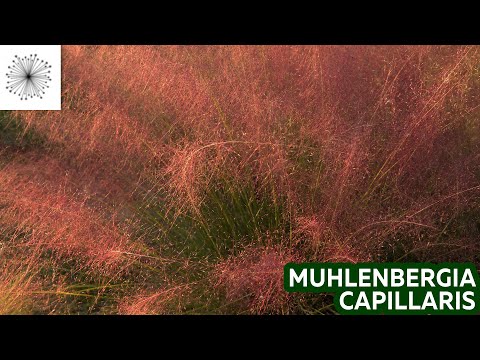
[
  {"x1": 1, "y1": 45, "x2": 479, "y2": 313},
  {"x1": 215, "y1": 245, "x2": 302, "y2": 314}
]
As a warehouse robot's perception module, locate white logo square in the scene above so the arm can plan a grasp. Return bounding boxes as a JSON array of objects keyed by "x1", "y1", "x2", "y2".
[{"x1": 0, "y1": 45, "x2": 61, "y2": 110}]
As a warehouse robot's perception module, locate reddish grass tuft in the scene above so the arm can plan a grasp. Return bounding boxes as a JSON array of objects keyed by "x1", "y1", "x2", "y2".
[
  {"x1": 0, "y1": 156, "x2": 136, "y2": 274},
  {"x1": 1, "y1": 45, "x2": 479, "y2": 313},
  {"x1": 214, "y1": 244, "x2": 302, "y2": 314}
]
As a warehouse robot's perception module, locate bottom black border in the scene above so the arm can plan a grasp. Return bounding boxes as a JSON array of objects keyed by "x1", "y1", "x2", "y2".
[{"x1": 1, "y1": 315, "x2": 476, "y2": 342}]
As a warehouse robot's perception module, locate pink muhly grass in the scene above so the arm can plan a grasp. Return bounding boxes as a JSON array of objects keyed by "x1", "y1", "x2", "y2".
[
  {"x1": 214, "y1": 244, "x2": 302, "y2": 314},
  {"x1": 117, "y1": 283, "x2": 192, "y2": 315},
  {"x1": 0, "y1": 157, "x2": 136, "y2": 274},
  {"x1": 2, "y1": 45, "x2": 479, "y2": 314}
]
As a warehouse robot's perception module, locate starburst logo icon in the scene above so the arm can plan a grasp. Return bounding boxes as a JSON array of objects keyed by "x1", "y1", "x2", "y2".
[{"x1": 5, "y1": 54, "x2": 52, "y2": 100}]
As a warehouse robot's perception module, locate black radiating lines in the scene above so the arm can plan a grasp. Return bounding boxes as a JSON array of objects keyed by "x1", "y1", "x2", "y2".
[{"x1": 5, "y1": 54, "x2": 52, "y2": 100}]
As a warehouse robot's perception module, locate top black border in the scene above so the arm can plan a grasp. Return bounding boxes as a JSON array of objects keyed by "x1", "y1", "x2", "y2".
[{"x1": 1, "y1": 8, "x2": 480, "y2": 44}]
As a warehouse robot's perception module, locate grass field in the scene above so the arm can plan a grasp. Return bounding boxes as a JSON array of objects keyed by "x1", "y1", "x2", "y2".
[{"x1": 0, "y1": 45, "x2": 479, "y2": 314}]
